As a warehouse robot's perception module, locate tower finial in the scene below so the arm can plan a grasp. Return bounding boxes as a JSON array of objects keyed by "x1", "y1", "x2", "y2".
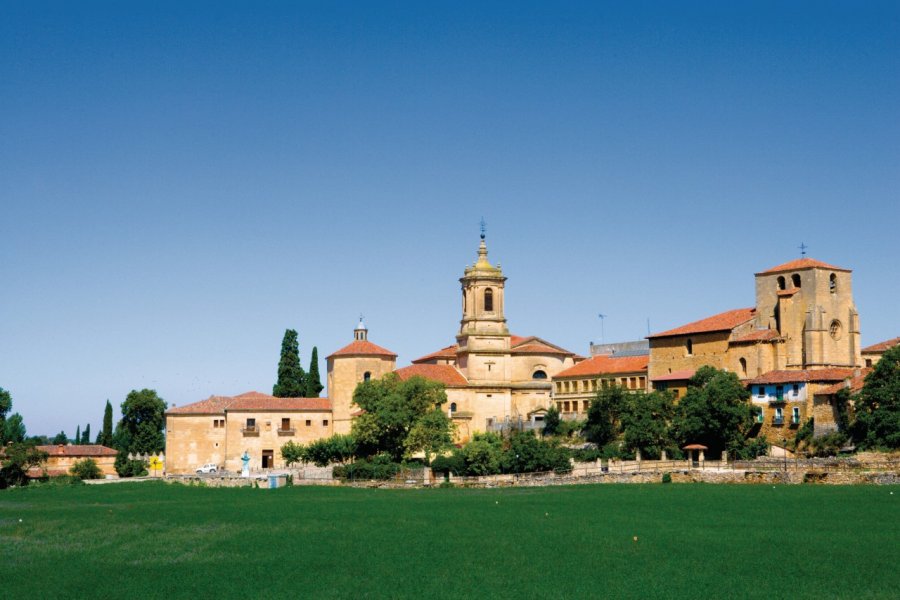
[
  {"x1": 480, "y1": 217, "x2": 486, "y2": 240},
  {"x1": 798, "y1": 242, "x2": 808, "y2": 257}
]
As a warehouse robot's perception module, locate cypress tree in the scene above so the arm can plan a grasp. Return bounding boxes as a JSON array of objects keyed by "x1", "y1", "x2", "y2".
[
  {"x1": 306, "y1": 346, "x2": 324, "y2": 397},
  {"x1": 97, "y1": 400, "x2": 114, "y2": 446},
  {"x1": 75, "y1": 425, "x2": 80, "y2": 445},
  {"x1": 273, "y1": 329, "x2": 306, "y2": 398},
  {"x1": 82, "y1": 423, "x2": 91, "y2": 444}
]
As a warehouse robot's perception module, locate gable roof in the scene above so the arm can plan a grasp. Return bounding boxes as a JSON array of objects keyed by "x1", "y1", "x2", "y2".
[
  {"x1": 412, "y1": 344, "x2": 459, "y2": 364},
  {"x1": 554, "y1": 354, "x2": 649, "y2": 379},
  {"x1": 36, "y1": 445, "x2": 118, "y2": 457},
  {"x1": 167, "y1": 391, "x2": 331, "y2": 414},
  {"x1": 757, "y1": 258, "x2": 849, "y2": 275},
  {"x1": 862, "y1": 337, "x2": 900, "y2": 354},
  {"x1": 510, "y1": 335, "x2": 575, "y2": 356},
  {"x1": 647, "y1": 308, "x2": 755, "y2": 339},
  {"x1": 816, "y1": 368, "x2": 872, "y2": 396},
  {"x1": 745, "y1": 368, "x2": 857, "y2": 385},
  {"x1": 394, "y1": 364, "x2": 469, "y2": 387},
  {"x1": 327, "y1": 340, "x2": 397, "y2": 360}
]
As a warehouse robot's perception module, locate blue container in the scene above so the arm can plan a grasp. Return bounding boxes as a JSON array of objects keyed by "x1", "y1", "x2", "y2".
[{"x1": 268, "y1": 475, "x2": 278, "y2": 489}]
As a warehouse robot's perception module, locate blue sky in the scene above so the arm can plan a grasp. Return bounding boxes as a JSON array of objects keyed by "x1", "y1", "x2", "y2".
[{"x1": 2, "y1": 1, "x2": 898, "y2": 436}]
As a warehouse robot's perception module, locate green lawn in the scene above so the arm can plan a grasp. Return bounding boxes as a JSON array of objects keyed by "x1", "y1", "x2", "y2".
[{"x1": 1, "y1": 482, "x2": 898, "y2": 599}]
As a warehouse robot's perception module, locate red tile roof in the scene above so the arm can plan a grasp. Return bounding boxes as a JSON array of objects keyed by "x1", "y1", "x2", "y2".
[
  {"x1": 554, "y1": 355, "x2": 649, "y2": 378},
  {"x1": 167, "y1": 392, "x2": 331, "y2": 414},
  {"x1": 745, "y1": 368, "x2": 857, "y2": 385},
  {"x1": 36, "y1": 445, "x2": 118, "y2": 457},
  {"x1": 862, "y1": 337, "x2": 900, "y2": 353},
  {"x1": 757, "y1": 258, "x2": 849, "y2": 275},
  {"x1": 647, "y1": 308, "x2": 755, "y2": 339},
  {"x1": 510, "y1": 335, "x2": 575, "y2": 356},
  {"x1": 730, "y1": 329, "x2": 782, "y2": 344},
  {"x1": 394, "y1": 364, "x2": 469, "y2": 387},
  {"x1": 327, "y1": 340, "x2": 397, "y2": 359},
  {"x1": 412, "y1": 344, "x2": 459, "y2": 364},
  {"x1": 651, "y1": 369, "x2": 696, "y2": 382},
  {"x1": 817, "y1": 369, "x2": 872, "y2": 396}
]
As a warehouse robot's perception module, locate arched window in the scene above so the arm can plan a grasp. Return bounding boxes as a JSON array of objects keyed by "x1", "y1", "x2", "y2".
[
  {"x1": 686, "y1": 338, "x2": 693, "y2": 356},
  {"x1": 450, "y1": 402, "x2": 457, "y2": 413},
  {"x1": 462, "y1": 289, "x2": 467, "y2": 312},
  {"x1": 484, "y1": 288, "x2": 494, "y2": 312},
  {"x1": 532, "y1": 370, "x2": 548, "y2": 380},
  {"x1": 739, "y1": 357, "x2": 747, "y2": 377},
  {"x1": 363, "y1": 371, "x2": 371, "y2": 382},
  {"x1": 829, "y1": 273, "x2": 837, "y2": 293},
  {"x1": 777, "y1": 276, "x2": 786, "y2": 290},
  {"x1": 791, "y1": 273, "x2": 801, "y2": 288}
]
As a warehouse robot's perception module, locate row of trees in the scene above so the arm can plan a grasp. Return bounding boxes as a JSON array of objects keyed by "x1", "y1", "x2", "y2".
[{"x1": 274, "y1": 329, "x2": 323, "y2": 398}]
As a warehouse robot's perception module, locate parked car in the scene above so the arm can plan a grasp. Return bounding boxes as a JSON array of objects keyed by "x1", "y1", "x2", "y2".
[{"x1": 196, "y1": 463, "x2": 219, "y2": 474}]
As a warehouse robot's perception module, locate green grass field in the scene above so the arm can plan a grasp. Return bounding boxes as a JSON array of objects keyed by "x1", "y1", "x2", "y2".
[{"x1": 2, "y1": 482, "x2": 898, "y2": 599}]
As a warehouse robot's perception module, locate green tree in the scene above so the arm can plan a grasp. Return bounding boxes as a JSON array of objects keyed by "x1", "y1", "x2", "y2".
[
  {"x1": 81, "y1": 424, "x2": 91, "y2": 445},
  {"x1": 620, "y1": 391, "x2": 676, "y2": 459},
  {"x1": 70, "y1": 458, "x2": 102, "y2": 480},
  {"x1": 4, "y1": 413, "x2": 26, "y2": 444},
  {"x1": 51, "y1": 431, "x2": 69, "y2": 445},
  {"x1": 501, "y1": 430, "x2": 572, "y2": 474},
  {"x1": 303, "y1": 434, "x2": 358, "y2": 466},
  {"x1": 404, "y1": 409, "x2": 454, "y2": 464},
  {"x1": 670, "y1": 366, "x2": 755, "y2": 458},
  {"x1": 542, "y1": 405, "x2": 562, "y2": 437},
  {"x1": 584, "y1": 385, "x2": 628, "y2": 446},
  {"x1": 281, "y1": 441, "x2": 305, "y2": 466},
  {"x1": 75, "y1": 425, "x2": 80, "y2": 445},
  {"x1": 460, "y1": 432, "x2": 504, "y2": 476},
  {"x1": 306, "y1": 346, "x2": 324, "y2": 397},
  {"x1": 114, "y1": 453, "x2": 148, "y2": 477},
  {"x1": 853, "y1": 344, "x2": 900, "y2": 450},
  {"x1": 118, "y1": 389, "x2": 167, "y2": 454},
  {"x1": 0, "y1": 387, "x2": 11, "y2": 443},
  {"x1": 0, "y1": 443, "x2": 48, "y2": 488},
  {"x1": 351, "y1": 374, "x2": 449, "y2": 462},
  {"x1": 273, "y1": 329, "x2": 307, "y2": 397},
  {"x1": 97, "y1": 400, "x2": 114, "y2": 447}
]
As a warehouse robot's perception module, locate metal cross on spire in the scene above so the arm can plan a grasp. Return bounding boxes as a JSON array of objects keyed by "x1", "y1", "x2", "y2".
[
  {"x1": 798, "y1": 242, "x2": 808, "y2": 257},
  {"x1": 480, "y1": 217, "x2": 486, "y2": 240}
]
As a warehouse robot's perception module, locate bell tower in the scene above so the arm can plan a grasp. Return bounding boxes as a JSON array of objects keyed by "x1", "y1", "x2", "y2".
[{"x1": 456, "y1": 224, "x2": 511, "y2": 382}]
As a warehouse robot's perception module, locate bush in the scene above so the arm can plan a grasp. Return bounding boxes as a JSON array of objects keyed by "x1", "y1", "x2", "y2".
[
  {"x1": 661, "y1": 472, "x2": 672, "y2": 484},
  {"x1": 70, "y1": 458, "x2": 102, "y2": 480},
  {"x1": 501, "y1": 431, "x2": 572, "y2": 474},
  {"x1": 430, "y1": 453, "x2": 464, "y2": 476},
  {"x1": 808, "y1": 432, "x2": 848, "y2": 457},
  {"x1": 114, "y1": 453, "x2": 148, "y2": 477},
  {"x1": 332, "y1": 454, "x2": 401, "y2": 481}
]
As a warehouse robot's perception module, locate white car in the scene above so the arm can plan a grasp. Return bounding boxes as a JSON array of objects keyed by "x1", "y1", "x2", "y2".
[{"x1": 196, "y1": 463, "x2": 219, "y2": 474}]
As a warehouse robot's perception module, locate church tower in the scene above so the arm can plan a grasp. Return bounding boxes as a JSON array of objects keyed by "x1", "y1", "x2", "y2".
[{"x1": 456, "y1": 229, "x2": 511, "y2": 382}]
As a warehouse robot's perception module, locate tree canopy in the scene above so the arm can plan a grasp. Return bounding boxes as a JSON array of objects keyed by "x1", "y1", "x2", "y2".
[
  {"x1": 853, "y1": 344, "x2": 900, "y2": 450},
  {"x1": 351, "y1": 374, "x2": 451, "y2": 462},
  {"x1": 273, "y1": 329, "x2": 307, "y2": 397},
  {"x1": 620, "y1": 390, "x2": 676, "y2": 459},
  {"x1": 584, "y1": 385, "x2": 627, "y2": 447},
  {"x1": 306, "y1": 346, "x2": 324, "y2": 398},
  {"x1": 97, "y1": 400, "x2": 114, "y2": 447},
  {"x1": 116, "y1": 389, "x2": 167, "y2": 454}
]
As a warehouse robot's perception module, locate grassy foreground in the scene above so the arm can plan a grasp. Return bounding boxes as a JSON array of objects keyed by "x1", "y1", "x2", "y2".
[{"x1": 1, "y1": 482, "x2": 898, "y2": 599}]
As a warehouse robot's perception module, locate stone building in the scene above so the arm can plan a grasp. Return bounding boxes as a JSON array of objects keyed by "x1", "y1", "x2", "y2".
[
  {"x1": 551, "y1": 354, "x2": 649, "y2": 419},
  {"x1": 28, "y1": 444, "x2": 118, "y2": 478},
  {"x1": 861, "y1": 336, "x2": 900, "y2": 368}
]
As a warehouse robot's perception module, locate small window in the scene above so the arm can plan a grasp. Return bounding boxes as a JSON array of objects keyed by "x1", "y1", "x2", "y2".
[
  {"x1": 246, "y1": 418, "x2": 256, "y2": 428},
  {"x1": 777, "y1": 276, "x2": 786, "y2": 290},
  {"x1": 305, "y1": 419, "x2": 311, "y2": 427},
  {"x1": 792, "y1": 273, "x2": 801, "y2": 288},
  {"x1": 792, "y1": 407, "x2": 800, "y2": 424},
  {"x1": 775, "y1": 386, "x2": 784, "y2": 401},
  {"x1": 281, "y1": 418, "x2": 291, "y2": 430},
  {"x1": 866, "y1": 359, "x2": 873, "y2": 368},
  {"x1": 484, "y1": 288, "x2": 494, "y2": 312},
  {"x1": 450, "y1": 402, "x2": 457, "y2": 413},
  {"x1": 739, "y1": 358, "x2": 747, "y2": 377},
  {"x1": 829, "y1": 273, "x2": 837, "y2": 293},
  {"x1": 757, "y1": 386, "x2": 765, "y2": 398},
  {"x1": 756, "y1": 409, "x2": 764, "y2": 424},
  {"x1": 792, "y1": 384, "x2": 799, "y2": 397},
  {"x1": 686, "y1": 338, "x2": 693, "y2": 356},
  {"x1": 323, "y1": 419, "x2": 329, "y2": 427},
  {"x1": 774, "y1": 407, "x2": 784, "y2": 424},
  {"x1": 532, "y1": 370, "x2": 547, "y2": 380},
  {"x1": 363, "y1": 371, "x2": 371, "y2": 382},
  {"x1": 829, "y1": 320, "x2": 842, "y2": 341}
]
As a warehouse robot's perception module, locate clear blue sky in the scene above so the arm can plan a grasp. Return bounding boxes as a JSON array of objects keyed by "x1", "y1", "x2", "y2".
[{"x1": 2, "y1": 1, "x2": 898, "y2": 437}]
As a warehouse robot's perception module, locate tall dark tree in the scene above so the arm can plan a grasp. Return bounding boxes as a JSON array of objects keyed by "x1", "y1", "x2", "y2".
[
  {"x1": 273, "y1": 329, "x2": 306, "y2": 397},
  {"x1": 306, "y1": 346, "x2": 324, "y2": 397},
  {"x1": 620, "y1": 391, "x2": 676, "y2": 459},
  {"x1": 97, "y1": 400, "x2": 114, "y2": 447},
  {"x1": 584, "y1": 385, "x2": 628, "y2": 447},
  {"x1": 118, "y1": 389, "x2": 167, "y2": 454},
  {"x1": 81, "y1": 424, "x2": 91, "y2": 445},
  {"x1": 0, "y1": 387, "x2": 11, "y2": 443},
  {"x1": 75, "y1": 425, "x2": 81, "y2": 446},
  {"x1": 853, "y1": 344, "x2": 900, "y2": 450},
  {"x1": 542, "y1": 405, "x2": 562, "y2": 437},
  {"x1": 3, "y1": 413, "x2": 26, "y2": 444}
]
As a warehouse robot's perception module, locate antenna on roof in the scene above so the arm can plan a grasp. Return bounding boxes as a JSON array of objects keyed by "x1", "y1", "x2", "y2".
[
  {"x1": 798, "y1": 242, "x2": 808, "y2": 257},
  {"x1": 598, "y1": 313, "x2": 607, "y2": 344},
  {"x1": 647, "y1": 318, "x2": 651, "y2": 336}
]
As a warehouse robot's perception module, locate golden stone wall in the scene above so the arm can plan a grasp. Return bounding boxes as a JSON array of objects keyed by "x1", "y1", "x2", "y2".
[{"x1": 328, "y1": 355, "x2": 395, "y2": 435}]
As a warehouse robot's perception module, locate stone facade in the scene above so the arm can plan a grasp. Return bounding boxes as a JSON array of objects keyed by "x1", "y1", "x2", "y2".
[{"x1": 28, "y1": 444, "x2": 118, "y2": 478}]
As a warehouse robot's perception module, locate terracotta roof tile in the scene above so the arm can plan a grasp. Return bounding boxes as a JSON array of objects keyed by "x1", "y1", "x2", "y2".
[
  {"x1": 394, "y1": 364, "x2": 469, "y2": 387},
  {"x1": 730, "y1": 329, "x2": 782, "y2": 344},
  {"x1": 167, "y1": 392, "x2": 331, "y2": 414},
  {"x1": 554, "y1": 355, "x2": 649, "y2": 378},
  {"x1": 817, "y1": 369, "x2": 872, "y2": 395},
  {"x1": 757, "y1": 257, "x2": 849, "y2": 275},
  {"x1": 412, "y1": 344, "x2": 458, "y2": 364},
  {"x1": 647, "y1": 308, "x2": 755, "y2": 339},
  {"x1": 651, "y1": 369, "x2": 696, "y2": 382},
  {"x1": 36, "y1": 445, "x2": 118, "y2": 457},
  {"x1": 745, "y1": 368, "x2": 857, "y2": 385},
  {"x1": 509, "y1": 335, "x2": 575, "y2": 355},
  {"x1": 862, "y1": 337, "x2": 900, "y2": 353},
  {"x1": 327, "y1": 340, "x2": 397, "y2": 359}
]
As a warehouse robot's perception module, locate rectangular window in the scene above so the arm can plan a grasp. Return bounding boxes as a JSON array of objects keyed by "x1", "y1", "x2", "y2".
[
  {"x1": 246, "y1": 418, "x2": 256, "y2": 429},
  {"x1": 792, "y1": 384, "x2": 800, "y2": 397},
  {"x1": 630, "y1": 377, "x2": 637, "y2": 389},
  {"x1": 792, "y1": 407, "x2": 800, "y2": 424},
  {"x1": 775, "y1": 386, "x2": 784, "y2": 401},
  {"x1": 638, "y1": 377, "x2": 646, "y2": 389},
  {"x1": 281, "y1": 418, "x2": 291, "y2": 430},
  {"x1": 323, "y1": 419, "x2": 329, "y2": 427},
  {"x1": 305, "y1": 419, "x2": 311, "y2": 427},
  {"x1": 774, "y1": 408, "x2": 783, "y2": 425},
  {"x1": 757, "y1": 386, "x2": 765, "y2": 398},
  {"x1": 583, "y1": 400, "x2": 590, "y2": 412},
  {"x1": 756, "y1": 409, "x2": 764, "y2": 424}
]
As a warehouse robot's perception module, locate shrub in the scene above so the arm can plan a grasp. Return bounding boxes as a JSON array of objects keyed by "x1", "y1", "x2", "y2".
[
  {"x1": 333, "y1": 454, "x2": 401, "y2": 481},
  {"x1": 114, "y1": 452, "x2": 148, "y2": 477},
  {"x1": 430, "y1": 453, "x2": 464, "y2": 476},
  {"x1": 808, "y1": 432, "x2": 848, "y2": 457},
  {"x1": 70, "y1": 458, "x2": 102, "y2": 480},
  {"x1": 661, "y1": 472, "x2": 672, "y2": 484}
]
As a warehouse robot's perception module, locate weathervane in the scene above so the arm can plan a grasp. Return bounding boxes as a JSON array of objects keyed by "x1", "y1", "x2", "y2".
[
  {"x1": 480, "y1": 217, "x2": 486, "y2": 240},
  {"x1": 798, "y1": 242, "x2": 808, "y2": 257}
]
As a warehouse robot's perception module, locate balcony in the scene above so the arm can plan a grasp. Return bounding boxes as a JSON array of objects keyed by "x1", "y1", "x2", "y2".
[
  {"x1": 769, "y1": 396, "x2": 785, "y2": 404},
  {"x1": 772, "y1": 416, "x2": 784, "y2": 426},
  {"x1": 277, "y1": 428, "x2": 296, "y2": 436},
  {"x1": 241, "y1": 425, "x2": 259, "y2": 436}
]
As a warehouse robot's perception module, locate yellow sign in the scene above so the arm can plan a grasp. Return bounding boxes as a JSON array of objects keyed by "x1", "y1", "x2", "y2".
[{"x1": 149, "y1": 457, "x2": 163, "y2": 470}]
